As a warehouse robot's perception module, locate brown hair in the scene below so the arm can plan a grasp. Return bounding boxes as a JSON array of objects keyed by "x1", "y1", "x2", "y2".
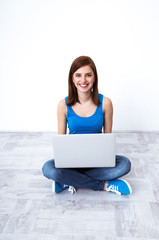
[{"x1": 66, "y1": 56, "x2": 100, "y2": 106}]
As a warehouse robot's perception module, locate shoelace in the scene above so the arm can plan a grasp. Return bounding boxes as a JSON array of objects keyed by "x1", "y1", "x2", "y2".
[
  {"x1": 68, "y1": 186, "x2": 76, "y2": 194},
  {"x1": 106, "y1": 185, "x2": 121, "y2": 195}
]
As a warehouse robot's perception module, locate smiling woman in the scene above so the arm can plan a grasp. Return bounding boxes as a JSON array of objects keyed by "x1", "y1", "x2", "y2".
[
  {"x1": 73, "y1": 66, "x2": 94, "y2": 91},
  {"x1": 42, "y1": 56, "x2": 132, "y2": 195},
  {"x1": 67, "y1": 56, "x2": 100, "y2": 106}
]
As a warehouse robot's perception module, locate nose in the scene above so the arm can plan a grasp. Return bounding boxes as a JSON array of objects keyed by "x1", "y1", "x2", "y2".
[{"x1": 81, "y1": 75, "x2": 86, "y2": 83}]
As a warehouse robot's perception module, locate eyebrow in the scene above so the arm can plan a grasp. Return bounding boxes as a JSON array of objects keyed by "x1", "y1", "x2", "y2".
[{"x1": 75, "y1": 72, "x2": 93, "y2": 75}]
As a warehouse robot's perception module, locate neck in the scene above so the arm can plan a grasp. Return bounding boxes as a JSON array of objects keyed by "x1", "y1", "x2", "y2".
[{"x1": 77, "y1": 91, "x2": 92, "y2": 104}]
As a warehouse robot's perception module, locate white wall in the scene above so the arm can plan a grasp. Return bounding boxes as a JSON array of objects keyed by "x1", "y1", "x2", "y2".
[{"x1": 0, "y1": 0, "x2": 159, "y2": 132}]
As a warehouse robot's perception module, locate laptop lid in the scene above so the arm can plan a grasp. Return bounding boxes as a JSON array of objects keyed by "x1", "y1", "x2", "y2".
[{"x1": 52, "y1": 133, "x2": 116, "y2": 168}]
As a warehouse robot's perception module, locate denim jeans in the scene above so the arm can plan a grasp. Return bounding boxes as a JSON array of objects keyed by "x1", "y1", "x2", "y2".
[{"x1": 42, "y1": 155, "x2": 131, "y2": 191}]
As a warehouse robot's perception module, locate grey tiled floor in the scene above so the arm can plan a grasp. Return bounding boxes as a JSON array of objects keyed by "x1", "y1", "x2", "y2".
[{"x1": 0, "y1": 132, "x2": 159, "y2": 239}]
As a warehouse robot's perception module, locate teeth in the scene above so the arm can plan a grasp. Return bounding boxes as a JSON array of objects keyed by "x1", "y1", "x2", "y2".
[{"x1": 80, "y1": 84, "x2": 87, "y2": 87}]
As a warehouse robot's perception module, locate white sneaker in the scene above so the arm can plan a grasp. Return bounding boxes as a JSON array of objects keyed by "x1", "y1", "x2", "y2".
[{"x1": 68, "y1": 186, "x2": 76, "y2": 194}]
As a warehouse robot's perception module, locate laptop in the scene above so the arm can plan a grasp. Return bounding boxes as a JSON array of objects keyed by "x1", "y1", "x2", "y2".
[{"x1": 52, "y1": 133, "x2": 116, "y2": 168}]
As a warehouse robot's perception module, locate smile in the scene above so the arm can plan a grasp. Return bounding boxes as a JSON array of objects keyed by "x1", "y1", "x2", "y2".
[{"x1": 79, "y1": 84, "x2": 89, "y2": 88}]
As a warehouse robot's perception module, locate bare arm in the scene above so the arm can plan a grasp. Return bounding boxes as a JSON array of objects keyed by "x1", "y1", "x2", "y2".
[
  {"x1": 103, "y1": 97, "x2": 113, "y2": 133},
  {"x1": 57, "y1": 99, "x2": 67, "y2": 134}
]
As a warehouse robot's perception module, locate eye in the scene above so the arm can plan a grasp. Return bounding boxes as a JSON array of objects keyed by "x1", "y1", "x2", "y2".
[
  {"x1": 75, "y1": 74, "x2": 81, "y2": 77},
  {"x1": 87, "y1": 74, "x2": 92, "y2": 77}
]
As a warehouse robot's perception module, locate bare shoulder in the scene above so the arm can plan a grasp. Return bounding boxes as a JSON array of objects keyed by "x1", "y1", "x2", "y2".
[
  {"x1": 57, "y1": 99, "x2": 67, "y2": 115},
  {"x1": 103, "y1": 96, "x2": 113, "y2": 114}
]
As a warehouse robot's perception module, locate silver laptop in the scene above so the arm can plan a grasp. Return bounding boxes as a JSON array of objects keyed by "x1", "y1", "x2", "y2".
[{"x1": 52, "y1": 133, "x2": 116, "y2": 168}]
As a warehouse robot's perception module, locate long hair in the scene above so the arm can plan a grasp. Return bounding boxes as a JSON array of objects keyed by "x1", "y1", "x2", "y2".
[{"x1": 66, "y1": 56, "x2": 100, "y2": 106}]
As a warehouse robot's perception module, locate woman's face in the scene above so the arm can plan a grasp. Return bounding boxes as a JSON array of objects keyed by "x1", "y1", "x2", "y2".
[{"x1": 72, "y1": 65, "x2": 95, "y2": 94}]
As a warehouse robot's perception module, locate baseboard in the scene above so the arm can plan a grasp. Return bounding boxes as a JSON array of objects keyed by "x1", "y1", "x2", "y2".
[{"x1": 0, "y1": 130, "x2": 159, "y2": 133}]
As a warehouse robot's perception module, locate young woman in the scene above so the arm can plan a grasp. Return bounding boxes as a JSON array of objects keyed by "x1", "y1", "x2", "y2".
[{"x1": 42, "y1": 56, "x2": 132, "y2": 195}]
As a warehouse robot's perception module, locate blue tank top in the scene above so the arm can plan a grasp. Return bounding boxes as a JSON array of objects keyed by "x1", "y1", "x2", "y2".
[{"x1": 65, "y1": 93, "x2": 104, "y2": 134}]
